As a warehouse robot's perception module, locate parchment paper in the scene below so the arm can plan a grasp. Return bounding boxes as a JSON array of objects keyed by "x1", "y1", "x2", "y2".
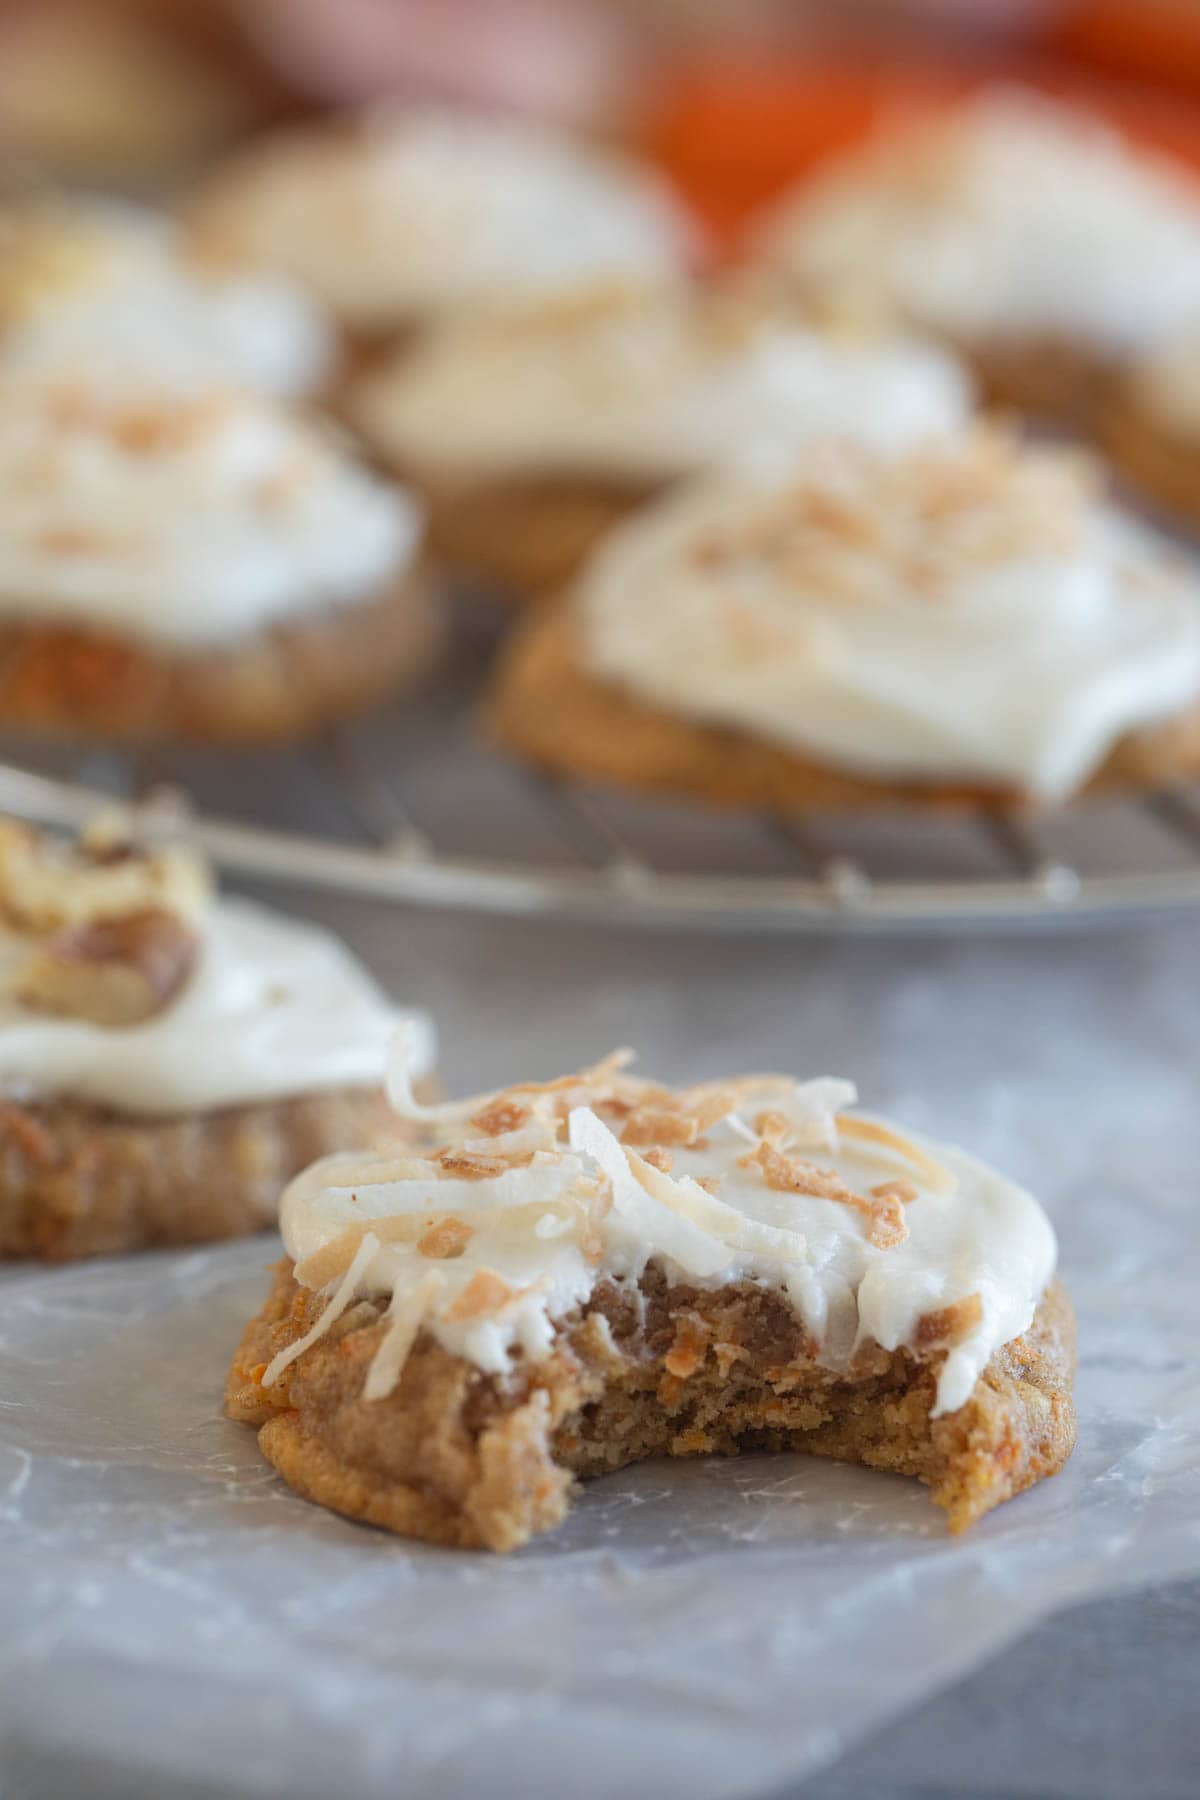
[
  {"x1": 4, "y1": 880, "x2": 1200, "y2": 1800},
  {"x1": 2, "y1": 1165, "x2": 1199, "y2": 1800}
]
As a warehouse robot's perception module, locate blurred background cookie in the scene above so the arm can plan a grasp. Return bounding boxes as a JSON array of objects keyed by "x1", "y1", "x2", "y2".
[
  {"x1": 350, "y1": 280, "x2": 972, "y2": 597},
  {"x1": 490, "y1": 426, "x2": 1200, "y2": 812},
  {"x1": 0, "y1": 814, "x2": 435, "y2": 1259},
  {"x1": 0, "y1": 376, "x2": 438, "y2": 744}
]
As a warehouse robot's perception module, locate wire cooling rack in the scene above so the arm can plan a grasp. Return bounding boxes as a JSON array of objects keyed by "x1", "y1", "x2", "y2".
[{"x1": 3, "y1": 602, "x2": 1200, "y2": 935}]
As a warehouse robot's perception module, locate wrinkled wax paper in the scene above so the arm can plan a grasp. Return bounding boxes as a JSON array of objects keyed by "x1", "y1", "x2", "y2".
[{"x1": 2, "y1": 1186, "x2": 1199, "y2": 1800}]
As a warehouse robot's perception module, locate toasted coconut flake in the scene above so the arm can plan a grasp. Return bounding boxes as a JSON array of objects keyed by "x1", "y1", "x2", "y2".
[
  {"x1": 444, "y1": 1269, "x2": 517, "y2": 1323},
  {"x1": 866, "y1": 1194, "x2": 909, "y2": 1249},
  {"x1": 297, "y1": 1192, "x2": 586, "y2": 1290},
  {"x1": 469, "y1": 1098, "x2": 532, "y2": 1138},
  {"x1": 620, "y1": 1107, "x2": 700, "y2": 1147},
  {"x1": 629, "y1": 1145, "x2": 808, "y2": 1264},
  {"x1": 363, "y1": 1269, "x2": 445, "y2": 1402},
  {"x1": 642, "y1": 1147, "x2": 674, "y2": 1173},
  {"x1": 263, "y1": 1231, "x2": 381, "y2": 1388},
  {"x1": 742, "y1": 1140, "x2": 856, "y2": 1202},
  {"x1": 417, "y1": 1216, "x2": 475, "y2": 1259},
  {"x1": 836, "y1": 1116, "x2": 954, "y2": 1192},
  {"x1": 916, "y1": 1292, "x2": 984, "y2": 1350},
  {"x1": 436, "y1": 1147, "x2": 510, "y2": 1181},
  {"x1": 510, "y1": 1048, "x2": 636, "y2": 1098},
  {"x1": 742, "y1": 1140, "x2": 908, "y2": 1248},
  {"x1": 754, "y1": 1110, "x2": 794, "y2": 1148},
  {"x1": 871, "y1": 1177, "x2": 919, "y2": 1204}
]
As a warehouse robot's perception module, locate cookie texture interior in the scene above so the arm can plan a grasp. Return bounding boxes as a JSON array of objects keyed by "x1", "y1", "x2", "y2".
[{"x1": 227, "y1": 1261, "x2": 1075, "y2": 1552}]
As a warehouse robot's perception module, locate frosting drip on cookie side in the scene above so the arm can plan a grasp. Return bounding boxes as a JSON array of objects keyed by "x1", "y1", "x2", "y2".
[
  {"x1": 758, "y1": 87, "x2": 1200, "y2": 355},
  {"x1": 0, "y1": 380, "x2": 420, "y2": 648},
  {"x1": 0, "y1": 197, "x2": 333, "y2": 399},
  {"x1": 0, "y1": 820, "x2": 433, "y2": 1112},
  {"x1": 354, "y1": 286, "x2": 972, "y2": 481},
  {"x1": 192, "y1": 108, "x2": 693, "y2": 328},
  {"x1": 274, "y1": 1041, "x2": 1057, "y2": 1418},
  {"x1": 577, "y1": 428, "x2": 1200, "y2": 798}
]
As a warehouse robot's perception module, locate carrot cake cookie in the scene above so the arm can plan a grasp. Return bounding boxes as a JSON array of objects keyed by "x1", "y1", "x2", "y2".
[
  {"x1": 227, "y1": 1040, "x2": 1076, "y2": 1549},
  {"x1": 352, "y1": 283, "x2": 971, "y2": 595},
  {"x1": 188, "y1": 106, "x2": 695, "y2": 347},
  {"x1": 0, "y1": 815, "x2": 434, "y2": 1260},
  {"x1": 0, "y1": 374, "x2": 437, "y2": 743},
  {"x1": 752, "y1": 87, "x2": 1200, "y2": 432},
  {"x1": 489, "y1": 426, "x2": 1200, "y2": 812}
]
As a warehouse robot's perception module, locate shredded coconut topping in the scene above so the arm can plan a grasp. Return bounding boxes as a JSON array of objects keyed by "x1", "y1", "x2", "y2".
[
  {"x1": 275, "y1": 1035, "x2": 1059, "y2": 1417},
  {"x1": 687, "y1": 428, "x2": 1094, "y2": 600}
]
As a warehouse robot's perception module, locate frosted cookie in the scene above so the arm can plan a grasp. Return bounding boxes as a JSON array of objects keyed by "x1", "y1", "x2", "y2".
[
  {"x1": 0, "y1": 195, "x2": 334, "y2": 400},
  {"x1": 0, "y1": 817, "x2": 435, "y2": 1260},
  {"x1": 187, "y1": 106, "x2": 694, "y2": 346},
  {"x1": 351, "y1": 283, "x2": 972, "y2": 595},
  {"x1": 227, "y1": 1042, "x2": 1076, "y2": 1549},
  {"x1": 751, "y1": 87, "x2": 1200, "y2": 432},
  {"x1": 489, "y1": 427, "x2": 1200, "y2": 813},
  {"x1": 0, "y1": 376, "x2": 438, "y2": 743}
]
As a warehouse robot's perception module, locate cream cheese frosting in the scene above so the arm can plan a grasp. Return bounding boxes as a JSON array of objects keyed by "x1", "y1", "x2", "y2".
[
  {"x1": 0, "y1": 896, "x2": 434, "y2": 1115},
  {"x1": 189, "y1": 106, "x2": 694, "y2": 329},
  {"x1": 0, "y1": 197, "x2": 334, "y2": 398},
  {"x1": 756, "y1": 87, "x2": 1200, "y2": 356},
  {"x1": 271, "y1": 1039, "x2": 1058, "y2": 1419},
  {"x1": 353, "y1": 285, "x2": 972, "y2": 482},
  {"x1": 576, "y1": 428, "x2": 1200, "y2": 799},
  {"x1": 0, "y1": 378, "x2": 421, "y2": 649}
]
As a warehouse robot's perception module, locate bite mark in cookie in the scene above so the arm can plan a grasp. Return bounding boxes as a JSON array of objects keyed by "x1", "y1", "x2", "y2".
[{"x1": 228, "y1": 1043, "x2": 1075, "y2": 1549}]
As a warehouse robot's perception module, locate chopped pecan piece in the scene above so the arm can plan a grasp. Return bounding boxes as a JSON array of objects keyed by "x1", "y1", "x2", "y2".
[{"x1": 16, "y1": 907, "x2": 197, "y2": 1026}]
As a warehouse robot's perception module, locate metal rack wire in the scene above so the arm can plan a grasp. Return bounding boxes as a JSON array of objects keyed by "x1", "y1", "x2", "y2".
[
  {"x1": 2, "y1": 709, "x2": 1200, "y2": 936},
  {"x1": 3, "y1": 603, "x2": 1200, "y2": 934}
]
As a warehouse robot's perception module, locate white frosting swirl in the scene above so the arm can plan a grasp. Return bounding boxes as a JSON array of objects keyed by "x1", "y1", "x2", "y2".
[
  {"x1": 0, "y1": 897, "x2": 434, "y2": 1114},
  {"x1": 191, "y1": 107, "x2": 694, "y2": 329},
  {"x1": 757, "y1": 87, "x2": 1200, "y2": 355},
  {"x1": 0, "y1": 198, "x2": 334, "y2": 398},
  {"x1": 277, "y1": 1047, "x2": 1057, "y2": 1418},
  {"x1": 353, "y1": 287, "x2": 972, "y2": 481},
  {"x1": 0, "y1": 380, "x2": 421, "y2": 648},
  {"x1": 576, "y1": 431, "x2": 1200, "y2": 799}
]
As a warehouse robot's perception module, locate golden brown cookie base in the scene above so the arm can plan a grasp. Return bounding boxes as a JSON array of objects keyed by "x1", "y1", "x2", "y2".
[
  {"x1": 0, "y1": 1087, "x2": 402, "y2": 1261},
  {"x1": 385, "y1": 466, "x2": 661, "y2": 599},
  {"x1": 227, "y1": 1262, "x2": 1076, "y2": 1550},
  {"x1": 1104, "y1": 394, "x2": 1200, "y2": 529},
  {"x1": 0, "y1": 565, "x2": 442, "y2": 745},
  {"x1": 963, "y1": 334, "x2": 1119, "y2": 436},
  {"x1": 487, "y1": 602, "x2": 1200, "y2": 815}
]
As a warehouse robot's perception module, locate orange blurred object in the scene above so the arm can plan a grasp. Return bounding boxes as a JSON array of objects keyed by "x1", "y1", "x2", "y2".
[
  {"x1": 1051, "y1": 2, "x2": 1200, "y2": 96},
  {"x1": 645, "y1": 54, "x2": 1200, "y2": 252}
]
